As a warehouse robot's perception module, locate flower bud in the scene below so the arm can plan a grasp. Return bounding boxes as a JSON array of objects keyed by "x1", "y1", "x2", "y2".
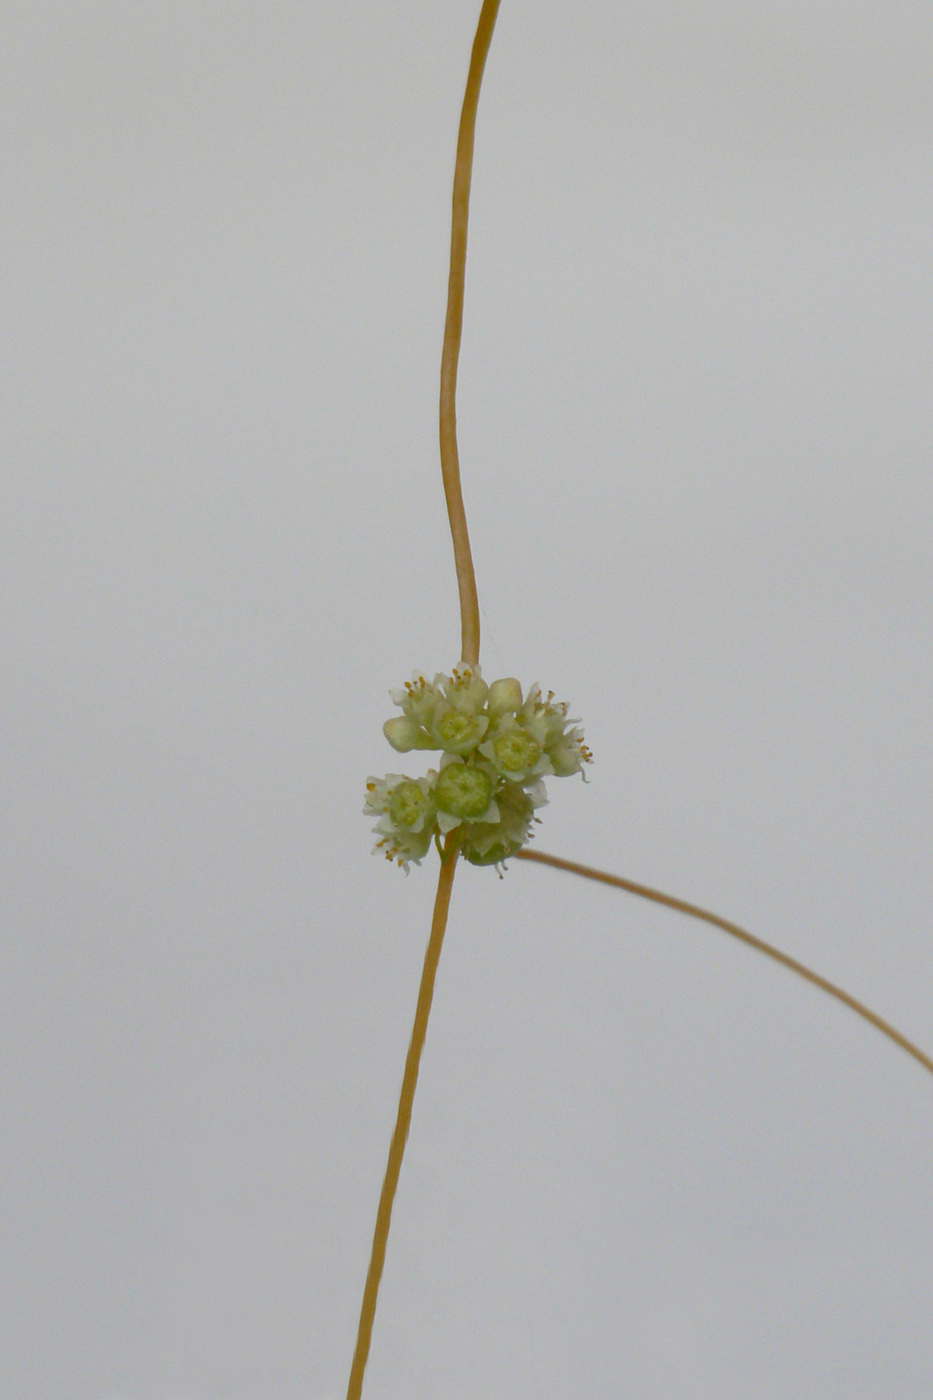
[
  {"x1": 487, "y1": 677, "x2": 523, "y2": 717},
  {"x1": 383, "y1": 716, "x2": 433, "y2": 752}
]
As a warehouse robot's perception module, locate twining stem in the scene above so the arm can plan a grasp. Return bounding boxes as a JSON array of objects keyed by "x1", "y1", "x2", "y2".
[
  {"x1": 345, "y1": 847, "x2": 459, "y2": 1400},
  {"x1": 346, "y1": 7, "x2": 503, "y2": 1392},
  {"x1": 440, "y1": 0, "x2": 502, "y2": 669},
  {"x1": 516, "y1": 848, "x2": 933, "y2": 1081}
]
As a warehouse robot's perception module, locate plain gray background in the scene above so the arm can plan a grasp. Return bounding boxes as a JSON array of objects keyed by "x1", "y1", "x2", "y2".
[{"x1": 2, "y1": 2, "x2": 932, "y2": 1397}]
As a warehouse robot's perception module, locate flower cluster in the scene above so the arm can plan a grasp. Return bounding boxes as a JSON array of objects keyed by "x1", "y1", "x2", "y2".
[{"x1": 364, "y1": 664, "x2": 592, "y2": 871}]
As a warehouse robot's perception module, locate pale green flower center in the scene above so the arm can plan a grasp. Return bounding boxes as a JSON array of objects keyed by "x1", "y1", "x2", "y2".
[
  {"x1": 434, "y1": 708, "x2": 485, "y2": 752},
  {"x1": 388, "y1": 781, "x2": 431, "y2": 829},
  {"x1": 434, "y1": 764, "x2": 493, "y2": 819},
  {"x1": 493, "y1": 729, "x2": 540, "y2": 773}
]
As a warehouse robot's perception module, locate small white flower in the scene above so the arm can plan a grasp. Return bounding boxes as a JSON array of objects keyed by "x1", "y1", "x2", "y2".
[
  {"x1": 439, "y1": 662, "x2": 489, "y2": 712},
  {"x1": 430, "y1": 701, "x2": 489, "y2": 755},
  {"x1": 479, "y1": 711, "x2": 552, "y2": 783},
  {"x1": 390, "y1": 671, "x2": 444, "y2": 729},
  {"x1": 526, "y1": 685, "x2": 593, "y2": 778},
  {"x1": 372, "y1": 825, "x2": 434, "y2": 871},
  {"x1": 547, "y1": 723, "x2": 592, "y2": 777},
  {"x1": 364, "y1": 773, "x2": 437, "y2": 870}
]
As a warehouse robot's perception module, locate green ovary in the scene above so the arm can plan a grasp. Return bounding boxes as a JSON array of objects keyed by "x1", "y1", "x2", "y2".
[
  {"x1": 434, "y1": 764, "x2": 493, "y2": 819},
  {"x1": 388, "y1": 781, "x2": 431, "y2": 829},
  {"x1": 462, "y1": 839, "x2": 518, "y2": 867},
  {"x1": 493, "y1": 729, "x2": 540, "y2": 774}
]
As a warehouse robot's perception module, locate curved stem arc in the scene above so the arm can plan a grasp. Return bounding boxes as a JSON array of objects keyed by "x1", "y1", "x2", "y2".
[{"x1": 516, "y1": 848, "x2": 933, "y2": 1081}]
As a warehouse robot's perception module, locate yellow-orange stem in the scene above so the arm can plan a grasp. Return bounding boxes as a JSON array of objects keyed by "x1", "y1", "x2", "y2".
[
  {"x1": 440, "y1": 0, "x2": 502, "y2": 668},
  {"x1": 345, "y1": 847, "x2": 459, "y2": 1400},
  {"x1": 516, "y1": 848, "x2": 933, "y2": 1081}
]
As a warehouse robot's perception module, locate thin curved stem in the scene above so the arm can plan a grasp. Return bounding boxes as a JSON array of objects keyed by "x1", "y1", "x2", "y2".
[
  {"x1": 345, "y1": 846, "x2": 459, "y2": 1400},
  {"x1": 516, "y1": 847, "x2": 933, "y2": 1081},
  {"x1": 440, "y1": 0, "x2": 502, "y2": 669}
]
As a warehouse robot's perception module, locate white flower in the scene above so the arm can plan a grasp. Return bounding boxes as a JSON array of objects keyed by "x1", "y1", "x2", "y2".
[
  {"x1": 389, "y1": 671, "x2": 444, "y2": 729},
  {"x1": 547, "y1": 723, "x2": 592, "y2": 777},
  {"x1": 439, "y1": 662, "x2": 489, "y2": 712},
  {"x1": 525, "y1": 685, "x2": 593, "y2": 778},
  {"x1": 364, "y1": 773, "x2": 437, "y2": 870},
  {"x1": 479, "y1": 711, "x2": 552, "y2": 783},
  {"x1": 430, "y1": 701, "x2": 489, "y2": 756}
]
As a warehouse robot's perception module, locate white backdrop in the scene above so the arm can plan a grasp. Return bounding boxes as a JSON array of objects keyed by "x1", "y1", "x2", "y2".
[{"x1": 2, "y1": 3, "x2": 932, "y2": 1398}]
